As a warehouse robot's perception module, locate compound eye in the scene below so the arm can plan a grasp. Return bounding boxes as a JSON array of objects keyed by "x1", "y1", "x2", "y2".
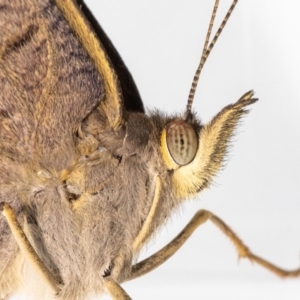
[{"x1": 166, "y1": 120, "x2": 198, "y2": 166}]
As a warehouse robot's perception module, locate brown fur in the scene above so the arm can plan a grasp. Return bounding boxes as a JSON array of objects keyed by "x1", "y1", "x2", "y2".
[{"x1": 0, "y1": 0, "x2": 256, "y2": 299}]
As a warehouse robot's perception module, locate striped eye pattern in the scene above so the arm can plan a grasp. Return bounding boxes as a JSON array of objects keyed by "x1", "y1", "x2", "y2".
[{"x1": 166, "y1": 120, "x2": 198, "y2": 166}]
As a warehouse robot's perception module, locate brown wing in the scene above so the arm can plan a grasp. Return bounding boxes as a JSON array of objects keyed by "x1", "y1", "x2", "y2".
[
  {"x1": 0, "y1": 0, "x2": 128, "y2": 260},
  {"x1": 0, "y1": 0, "x2": 107, "y2": 168},
  {"x1": 78, "y1": 0, "x2": 144, "y2": 113}
]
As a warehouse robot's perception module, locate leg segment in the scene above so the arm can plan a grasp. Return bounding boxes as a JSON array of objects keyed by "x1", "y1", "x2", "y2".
[
  {"x1": 0, "y1": 203, "x2": 62, "y2": 295},
  {"x1": 1, "y1": 203, "x2": 133, "y2": 299},
  {"x1": 104, "y1": 277, "x2": 132, "y2": 300},
  {"x1": 127, "y1": 209, "x2": 300, "y2": 281},
  {"x1": 132, "y1": 176, "x2": 162, "y2": 252}
]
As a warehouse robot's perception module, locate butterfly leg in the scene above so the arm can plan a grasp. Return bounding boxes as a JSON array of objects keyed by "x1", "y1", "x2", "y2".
[
  {"x1": 132, "y1": 176, "x2": 162, "y2": 252},
  {"x1": 0, "y1": 202, "x2": 62, "y2": 295},
  {"x1": 104, "y1": 276, "x2": 132, "y2": 300},
  {"x1": 127, "y1": 209, "x2": 300, "y2": 281},
  {"x1": 108, "y1": 175, "x2": 162, "y2": 293}
]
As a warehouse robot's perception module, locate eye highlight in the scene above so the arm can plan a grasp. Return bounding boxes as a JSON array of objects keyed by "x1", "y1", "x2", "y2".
[{"x1": 162, "y1": 120, "x2": 198, "y2": 167}]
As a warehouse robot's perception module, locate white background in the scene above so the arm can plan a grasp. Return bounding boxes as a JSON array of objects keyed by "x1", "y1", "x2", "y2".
[{"x1": 12, "y1": 1, "x2": 300, "y2": 299}]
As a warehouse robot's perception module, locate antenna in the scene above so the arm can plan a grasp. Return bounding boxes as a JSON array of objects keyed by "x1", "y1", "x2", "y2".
[{"x1": 184, "y1": 0, "x2": 238, "y2": 120}]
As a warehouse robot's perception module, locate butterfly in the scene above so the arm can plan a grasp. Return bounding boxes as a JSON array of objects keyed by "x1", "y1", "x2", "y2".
[{"x1": 1, "y1": 1, "x2": 299, "y2": 300}]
